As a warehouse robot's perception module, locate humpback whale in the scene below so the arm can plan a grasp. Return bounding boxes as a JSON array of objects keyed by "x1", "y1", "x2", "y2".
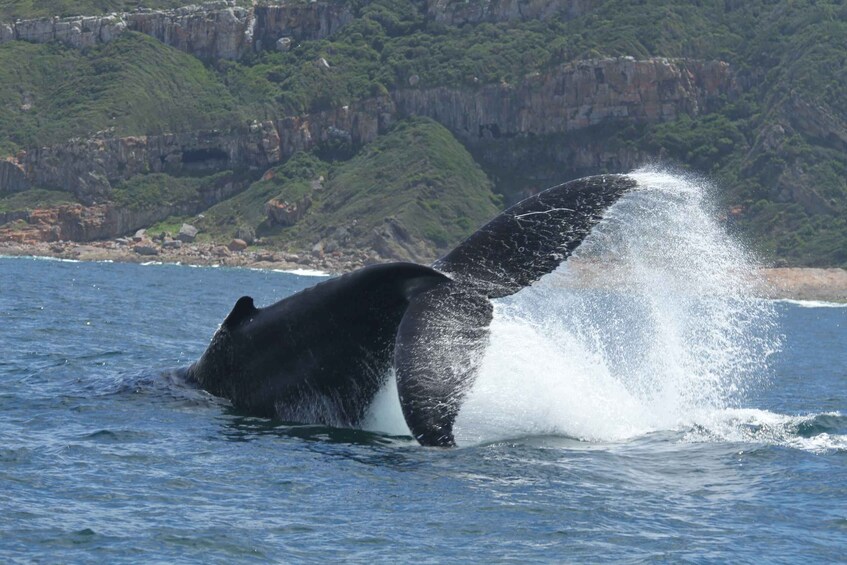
[{"x1": 187, "y1": 175, "x2": 637, "y2": 446}]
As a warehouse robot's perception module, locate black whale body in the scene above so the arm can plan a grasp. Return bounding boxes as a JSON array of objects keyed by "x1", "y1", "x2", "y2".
[{"x1": 187, "y1": 175, "x2": 637, "y2": 446}]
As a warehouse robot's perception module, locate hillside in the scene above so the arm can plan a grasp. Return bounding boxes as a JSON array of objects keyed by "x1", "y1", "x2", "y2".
[
  {"x1": 0, "y1": 33, "x2": 240, "y2": 154},
  {"x1": 193, "y1": 117, "x2": 500, "y2": 262},
  {"x1": 0, "y1": 0, "x2": 845, "y2": 267}
]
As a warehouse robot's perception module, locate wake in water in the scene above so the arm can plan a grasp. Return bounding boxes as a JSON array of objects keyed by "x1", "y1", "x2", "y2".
[{"x1": 368, "y1": 168, "x2": 840, "y2": 452}]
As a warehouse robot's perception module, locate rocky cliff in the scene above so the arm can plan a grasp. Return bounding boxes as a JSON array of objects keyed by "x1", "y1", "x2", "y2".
[
  {"x1": 393, "y1": 58, "x2": 734, "y2": 142},
  {"x1": 1, "y1": 57, "x2": 733, "y2": 207},
  {"x1": 0, "y1": 0, "x2": 353, "y2": 60},
  {"x1": 0, "y1": 0, "x2": 603, "y2": 60},
  {"x1": 2, "y1": 122, "x2": 281, "y2": 203}
]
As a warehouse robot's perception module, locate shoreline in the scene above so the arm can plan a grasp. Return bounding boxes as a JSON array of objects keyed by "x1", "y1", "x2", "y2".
[
  {"x1": 0, "y1": 239, "x2": 354, "y2": 275},
  {"x1": 2, "y1": 241, "x2": 846, "y2": 303}
]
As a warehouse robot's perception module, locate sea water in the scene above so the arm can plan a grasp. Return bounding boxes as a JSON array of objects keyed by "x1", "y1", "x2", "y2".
[{"x1": 1, "y1": 171, "x2": 845, "y2": 562}]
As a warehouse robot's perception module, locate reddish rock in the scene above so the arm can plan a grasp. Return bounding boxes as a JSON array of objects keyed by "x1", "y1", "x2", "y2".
[
  {"x1": 227, "y1": 239, "x2": 248, "y2": 252},
  {"x1": 265, "y1": 196, "x2": 312, "y2": 227}
]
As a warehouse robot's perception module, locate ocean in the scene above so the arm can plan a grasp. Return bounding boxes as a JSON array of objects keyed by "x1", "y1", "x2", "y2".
[{"x1": 1, "y1": 172, "x2": 845, "y2": 562}]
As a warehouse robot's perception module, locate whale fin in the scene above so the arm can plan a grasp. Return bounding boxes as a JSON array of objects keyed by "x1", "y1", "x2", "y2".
[
  {"x1": 433, "y1": 174, "x2": 636, "y2": 298},
  {"x1": 223, "y1": 296, "x2": 258, "y2": 329},
  {"x1": 394, "y1": 283, "x2": 492, "y2": 446}
]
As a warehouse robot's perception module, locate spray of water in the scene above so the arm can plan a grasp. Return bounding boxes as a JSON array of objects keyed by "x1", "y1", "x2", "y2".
[{"x1": 451, "y1": 169, "x2": 781, "y2": 445}]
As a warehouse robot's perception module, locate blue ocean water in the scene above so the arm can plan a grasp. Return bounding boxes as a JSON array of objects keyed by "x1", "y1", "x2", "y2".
[{"x1": 0, "y1": 256, "x2": 845, "y2": 563}]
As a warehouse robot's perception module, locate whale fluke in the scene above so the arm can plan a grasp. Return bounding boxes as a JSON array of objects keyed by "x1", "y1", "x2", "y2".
[
  {"x1": 433, "y1": 174, "x2": 637, "y2": 298},
  {"x1": 394, "y1": 283, "x2": 492, "y2": 446},
  {"x1": 391, "y1": 175, "x2": 637, "y2": 444}
]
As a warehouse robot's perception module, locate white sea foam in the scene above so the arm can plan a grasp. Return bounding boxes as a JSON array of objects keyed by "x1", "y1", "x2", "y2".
[
  {"x1": 272, "y1": 268, "x2": 328, "y2": 277},
  {"x1": 1, "y1": 255, "x2": 81, "y2": 263},
  {"x1": 682, "y1": 409, "x2": 847, "y2": 453},
  {"x1": 449, "y1": 169, "x2": 782, "y2": 446},
  {"x1": 774, "y1": 299, "x2": 847, "y2": 309}
]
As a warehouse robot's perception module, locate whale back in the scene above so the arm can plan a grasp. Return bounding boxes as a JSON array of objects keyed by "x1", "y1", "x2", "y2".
[{"x1": 189, "y1": 262, "x2": 449, "y2": 427}]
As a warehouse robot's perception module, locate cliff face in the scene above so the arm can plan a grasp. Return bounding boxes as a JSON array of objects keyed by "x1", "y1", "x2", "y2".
[
  {"x1": 4, "y1": 122, "x2": 281, "y2": 203},
  {"x1": 126, "y1": 3, "x2": 253, "y2": 60},
  {"x1": 0, "y1": 1, "x2": 600, "y2": 60},
  {"x1": 1, "y1": 57, "x2": 733, "y2": 208},
  {"x1": 251, "y1": 3, "x2": 354, "y2": 50},
  {"x1": 0, "y1": 1, "x2": 353, "y2": 60},
  {"x1": 393, "y1": 58, "x2": 734, "y2": 142}
]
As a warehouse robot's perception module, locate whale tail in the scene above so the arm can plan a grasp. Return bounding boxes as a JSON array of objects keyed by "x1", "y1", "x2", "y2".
[
  {"x1": 396, "y1": 175, "x2": 637, "y2": 445},
  {"x1": 433, "y1": 174, "x2": 637, "y2": 298}
]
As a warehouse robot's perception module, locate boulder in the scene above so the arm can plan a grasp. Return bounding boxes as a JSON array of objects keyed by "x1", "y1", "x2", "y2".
[
  {"x1": 235, "y1": 226, "x2": 256, "y2": 245},
  {"x1": 177, "y1": 223, "x2": 198, "y2": 242},
  {"x1": 212, "y1": 245, "x2": 232, "y2": 257},
  {"x1": 133, "y1": 243, "x2": 159, "y2": 256},
  {"x1": 265, "y1": 196, "x2": 311, "y2": 227},
  {"x1": 228, "y1": 238, "x2": 248, "y2": 252},
  {"x1": 256, "y1": 252, "x2": 277, "y2": 262}
]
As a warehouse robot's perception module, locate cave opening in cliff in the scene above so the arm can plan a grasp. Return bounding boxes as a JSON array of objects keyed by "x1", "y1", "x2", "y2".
[{"x1": 181, "y1": 148, "x2": 229, "y2": 170}]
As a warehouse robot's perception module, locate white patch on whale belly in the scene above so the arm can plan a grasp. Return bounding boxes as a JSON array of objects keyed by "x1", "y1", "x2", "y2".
[{"x1": 360, "y1": 369, "x2": 413, "y2": 436}]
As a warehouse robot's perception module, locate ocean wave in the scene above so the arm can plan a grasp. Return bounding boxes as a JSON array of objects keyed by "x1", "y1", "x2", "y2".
[
  {"x1": 774, "y1": 299, "x2": 847, "y2": 308},
  {"x1": 683, "y1": 409, "x2": 847, "y2": 453}
]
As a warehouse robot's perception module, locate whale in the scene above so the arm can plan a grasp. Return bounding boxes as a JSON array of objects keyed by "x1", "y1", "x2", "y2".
[{"x1": 186, "y1": 174, "x2": 637, "y2": 446}]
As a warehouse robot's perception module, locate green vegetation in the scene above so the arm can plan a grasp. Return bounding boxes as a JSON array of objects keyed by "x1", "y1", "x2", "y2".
[
  {"x1": 309, "y1": 117, "x2": 499, "y2": 252},
  {"x1": 0, "y1": 33, "x2": 240, "y2": 154},
  {"x1": 196, "y1": 152, "x2": 329, "y2": 240},
  {"x1": 111, "y1": 170, "x2": 236, "y2": 211},
  {"x1": 0, "y1": 188, "x2": 79, "y2": 212}
]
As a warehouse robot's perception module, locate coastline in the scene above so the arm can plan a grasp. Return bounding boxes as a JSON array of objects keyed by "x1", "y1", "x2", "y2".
[
  {"x1": 2, "y1": 240, "x2": 846, "y2": 303},
  {"x1": 0, "y1": 240, "x2": 350, "y2": 276}
]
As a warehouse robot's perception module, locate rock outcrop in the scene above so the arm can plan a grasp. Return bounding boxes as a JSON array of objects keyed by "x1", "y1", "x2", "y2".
[
  {"x1": 1, "y1": 1, "x2": 608, "y2": 60},
  {"x1": 8, "y1": 13, "x2": 127, "y2": 48},
  {"x1": 0, "y1": 1, "x2": 354, "y2": 60},
  {"x1": 0, "y1": 159, "x2": 29, "y2": 195},
  {"x1": 251, "y1": 3, "x2": 354, "y2": 51},
  {"x1": 265, "y1": 196, "x2": 312, "y2": 226},
  {"x1": 11, "y1": 122, "x2": 280, "y2": 203},
  {"x1": 0, "y1": 172, "x2": 249, "y2": 243},
  {"x1": 126, "y1": 2, "x2": 253, "y2": 60}
]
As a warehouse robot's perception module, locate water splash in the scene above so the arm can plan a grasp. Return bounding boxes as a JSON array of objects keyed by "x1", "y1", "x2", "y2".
[{"x1": 453, "y1": 169, "x2": 782, "y2": 445}]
